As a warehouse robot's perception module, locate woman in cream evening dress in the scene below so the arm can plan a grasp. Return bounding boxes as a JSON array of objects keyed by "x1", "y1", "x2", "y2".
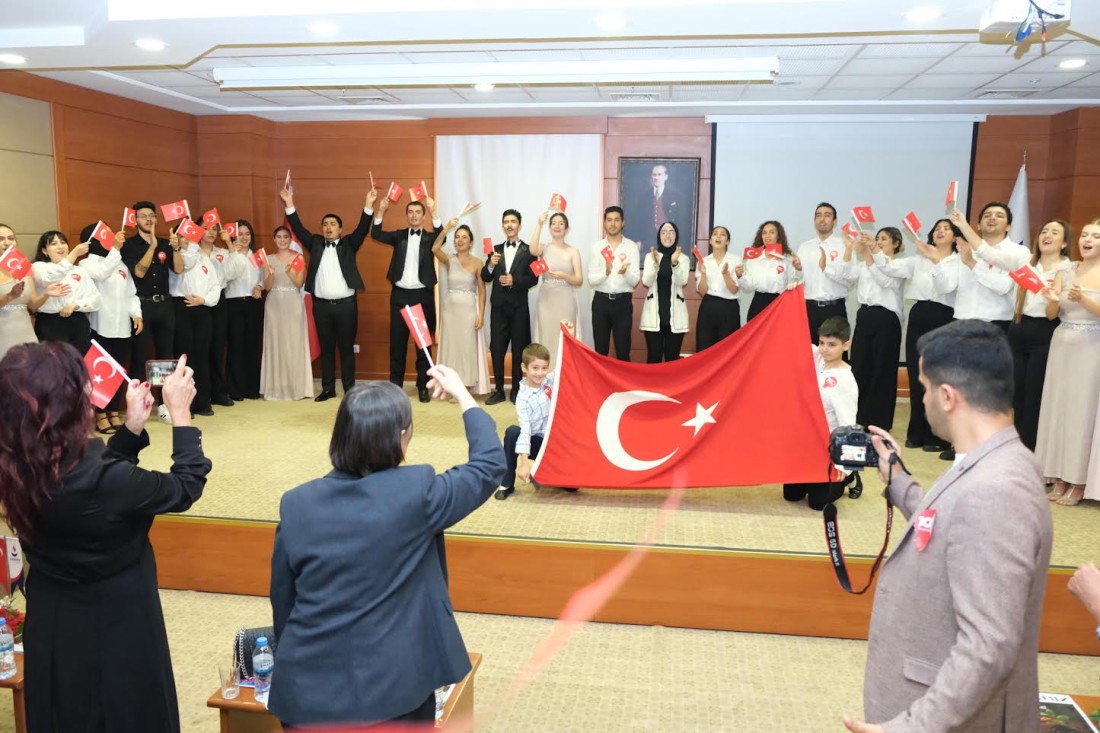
[
  {"x1": 529, "y1": 209, "x2": 582, "y2": 364},
  {"x1": 433, "y1": 220, "x2": 489, "y2": 394},
  {"x1": 1034, "y1": 220, "x2": 1100, "y2": 506},
  {"x1": 260, "y1": 226, "x2": 314, "y2": 400}
]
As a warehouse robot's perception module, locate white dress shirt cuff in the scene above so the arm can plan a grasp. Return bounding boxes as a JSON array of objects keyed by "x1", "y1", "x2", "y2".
[{"x1": 285, "y1": 206, "x2": 295, "y2": 215}]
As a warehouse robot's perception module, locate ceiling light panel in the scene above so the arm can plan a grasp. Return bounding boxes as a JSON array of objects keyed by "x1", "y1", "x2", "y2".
[{"x1": 212, "y1": 57, "x2": 779, "y2": 88}]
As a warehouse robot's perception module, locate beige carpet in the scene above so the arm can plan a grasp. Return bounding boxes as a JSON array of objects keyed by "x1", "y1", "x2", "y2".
[
  {"x1": 132, "y1": 386, "x2": 1098, "y2": 566},
  {"x1": 0, "y1": 590, "x2": 1093, "y2": 732}
]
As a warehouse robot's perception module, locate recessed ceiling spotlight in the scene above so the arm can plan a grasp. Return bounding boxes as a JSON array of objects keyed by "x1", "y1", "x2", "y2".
[
  {"x1": 0, "y1": 53, "x2": 26, "y2": 65},
  {"x1": 134, "y1": 38, "x2": 166, "y2": 52},
  {"x1": 474, "y1": 82, "x2": 494, "y2": 92},
  {"x1": 308, "y1": 21, "x2": 340, "y2": 37},
  {"x1": 905, "y1": 6, "x2": 943, "y2": 23},
  {"x1": 1059, "y1": 58, "x2": 1087, "y2": 70},
  {"x1": 595, "y1": 12, "x2": 626, "y2": 33}
]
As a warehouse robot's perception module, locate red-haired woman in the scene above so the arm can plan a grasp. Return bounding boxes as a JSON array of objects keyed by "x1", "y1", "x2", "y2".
[{"x1": 0, "y1": 345, "x2": 210, "y2": 732}]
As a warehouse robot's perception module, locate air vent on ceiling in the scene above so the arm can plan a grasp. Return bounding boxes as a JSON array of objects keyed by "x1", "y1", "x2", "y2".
[
  {"x1": 977, "y1": 89, "x2": 1037, "y2": 99},
  {"x1": 609, "y1": 92, "x2": 661, "y2": 103},
  {"x1": 337, "y1": 95, "x2": 388, "y2": 105}
]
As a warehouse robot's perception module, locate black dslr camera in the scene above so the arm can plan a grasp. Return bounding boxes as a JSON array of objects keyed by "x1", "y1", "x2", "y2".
[{"x1": 829, "y1": 425, "x2": 878, "y2": 470}]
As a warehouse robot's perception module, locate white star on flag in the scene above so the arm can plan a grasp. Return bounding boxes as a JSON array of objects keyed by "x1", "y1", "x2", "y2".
[
  {"x1": 93, "y1": 375, "x2": 103, "y2": 384},
  {"x1": 682, "y1": 401, "x2": 719, "y2": 437}
]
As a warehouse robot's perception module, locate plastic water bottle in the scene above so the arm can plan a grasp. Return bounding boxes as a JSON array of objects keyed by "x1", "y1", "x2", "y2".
[
  {"x1": 0, "y1": 619, "x2": 15, "y2": 680},
  {"x1": 252, "y1": 637, "x2": 274, "y2": 699}
]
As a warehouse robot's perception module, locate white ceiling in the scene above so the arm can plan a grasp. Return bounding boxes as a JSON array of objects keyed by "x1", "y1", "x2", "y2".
[{"x1": 4, "y1": 0, "x2": 1100, "y2": 120}]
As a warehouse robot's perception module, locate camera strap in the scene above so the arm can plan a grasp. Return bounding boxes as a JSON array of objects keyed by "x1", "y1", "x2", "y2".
[{"x1": 821, "y1": 450, "x2": 903, "y2": 595}]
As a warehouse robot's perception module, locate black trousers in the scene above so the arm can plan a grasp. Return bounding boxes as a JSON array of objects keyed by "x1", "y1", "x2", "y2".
[
  {"x1": 591, "y1": 292, "x2": 632, "y2": 361},
  {"x1": 1008, "y1": 315, "x2": 1058, "y2": 450},
  {"x1": 313, "y1": 295, "x2": 358, "y2": 393},
  {"x1": 173, "y1": 299, "x2": 213, "y2": 412},
  {"x1": 851, "y1": 305, "x2": 902, "y2": 432},
  {"x1": 91, "y1": 332, "x2": 131, "y2": 412},
  {"x1": 389, "y1": 287, "x2": 435, "y2": 391},
  {"x1": 643, "y1": 329, "x2": 684, "y2": 363},
  {"x1": 746, "y1": 291, "x2": 779, "y2": 321},
  {"x1": 783, "y1": 473, "x2": 853, "y2": 511},
  {"x1": 503, "y1": 426, "x2": 543, "y2": 490},
  {"x1": 905, "y1": 301, "x2": 954, "y2": 445},
  {"x1": 130, "y1": 297, "x2": 175, "y2": 380},
  {"x1": 33, "y1": 311, "x2": 91, "y2": 355},
  {"x1": 488, "y1": 300, "x2": 530, "y2": 396},
  {"x1": 806, "y1": 299, "x2": 848, "y2": 343},
  {"x1": 209, "y1": 295, "x2": 230, "y2": 402},
  {"x1": 695, "y1": 294, "x2": 740, "y2": 351},
  {"x1": 226, "y1": 297, "x2": 263, "y2": 399}
]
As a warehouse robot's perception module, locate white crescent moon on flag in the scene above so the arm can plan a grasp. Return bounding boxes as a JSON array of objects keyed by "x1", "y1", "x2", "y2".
[
  {"x1": 92, "y1": 355, "x2": 118, "y2": 378},
  {"x1": 596, "y1": 390, "x2": 680, "y2": 472}
]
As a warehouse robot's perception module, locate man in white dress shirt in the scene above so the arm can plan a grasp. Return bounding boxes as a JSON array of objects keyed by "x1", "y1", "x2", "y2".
[
  {"x1": 587, "y1": 206, "x2": 641, "y2": 361},
  {"x1": 796, "y1": 202, "x2": 853, "y2": 343}
]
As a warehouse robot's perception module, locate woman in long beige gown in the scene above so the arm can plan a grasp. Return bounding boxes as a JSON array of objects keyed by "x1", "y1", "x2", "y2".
[
  {"x1": 260, "y1": 226, "x2": 313, "y2": 400},
  {"x1": 528, "y1": 210, "x2": 582, "y2": 365},
  {"x1": 433, "y1": 219, "x2": 489, "y2": 394}
]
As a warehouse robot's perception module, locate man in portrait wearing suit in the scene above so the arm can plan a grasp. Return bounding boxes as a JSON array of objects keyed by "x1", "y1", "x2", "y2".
[
  {"x1": 281, "y1": 185, "x2": 376, "y2": 402},
  {"x1": 844, "y1": 320, "x2": 1053, "y2": 733},
  {"x1": 373, "y1": 192, "x2": 444, "y2": 403},
  {"x1": 624, "y1": 163, "x2": 687, "y2": 249},
  {"x1": 481, "y1": 209, "x2": 537, "y2": 405}
]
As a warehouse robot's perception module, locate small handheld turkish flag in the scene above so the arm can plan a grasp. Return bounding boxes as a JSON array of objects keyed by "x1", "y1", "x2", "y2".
[
  {"x1": 0, "y1": 245, "x2": 31, "y2": 279},
  {"x1": 901, "y1": 211, "x2": 922, "y2": 238},
  {"x1": 249, "y1": 248, "x2": 268, "y2": 269},
  {"x1": 84, "y1": 339, "x2": 129, "y2": 409},
  {"x1": 401, "y1": 303, "x2": 436, "y2": 370},
  {"x1": 409, "y1": 181, "x2": 428, "y2": 202},
  {"x1": 177, "y1": 218, "x2": 205, "y2": 244},
  {"x1": 692, "y1": 245, "x2": 704, "y2": 262},
  {"x1": 223, "y1": 221, "x2": 239, "y2": 238},
  {"x1": 1010, "y1": 264, "x2": 1044, "y2": 294},
  {"x1": 289, "y1": 254, "x2": 305, "y2": 275},
  {"x1": 601, "y1": 245, "x2": 614, "y2": 264},
  {"x1": 742, "y1": 246, "x2": 763, "y2": 260},
  {"x1": 386, "y1": 182, "x2": 404, "y2": 203},
  {"x1": 764, "y1": 243, "x2": 784, "y2": 260},
  {"x1": 483, "y1": 237, "x2": 494, "y2": 256},
  {"x1": 122, "y1": 207, "x2": 137, "y2": 230},
  {"x1": 840, "y1": 223, "x2": 859, "y2": 240},
  {"x1": 160, "y1": 199, "x2": 191, "y2": 222},
  {"x1": 88, "y1": 221, "x2": 114, "y2": 248},
  {"x1": 945, "y1": 180, "x2": 958, "y2": 210},
  {"x1": 530, "y1": 258, "x2": 550, "y2": 276},
  {"x1": 852, "y1": 206, "x2": 875, "y2": 225},
  {"x1": 203, "y1": 208, "x2": 221, "y2": 228},
  {"x1": 549, "y1": 193, "x2": 567, "y2": 212}
]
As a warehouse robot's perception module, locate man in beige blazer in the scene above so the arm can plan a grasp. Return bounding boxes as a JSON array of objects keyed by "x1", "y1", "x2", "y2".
[{"x1": 844, "y1": 320, "x2": 1053, "y2": 733}]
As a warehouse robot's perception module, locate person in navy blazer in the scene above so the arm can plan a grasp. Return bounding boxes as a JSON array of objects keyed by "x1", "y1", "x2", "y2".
[
  {"x1": 268, "y1": 365, "x2": 505, "y2": 727},
  {"x1": 481, "y1": 209, "x2": 538, "y2": 404}
]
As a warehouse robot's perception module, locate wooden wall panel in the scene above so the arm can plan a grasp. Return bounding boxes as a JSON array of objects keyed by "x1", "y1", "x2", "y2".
[{"x1": 149, "y1": 516, "x2": 1099, "y2": 656}]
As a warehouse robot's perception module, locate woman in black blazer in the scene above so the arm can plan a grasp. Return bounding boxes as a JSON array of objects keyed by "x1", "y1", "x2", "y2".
[
  {"x1": 269, "y1": 365, "x2": 506, "y2": 727},
  {"x1": 0, "y1": 344, "x2": 209, "y2": 733}
]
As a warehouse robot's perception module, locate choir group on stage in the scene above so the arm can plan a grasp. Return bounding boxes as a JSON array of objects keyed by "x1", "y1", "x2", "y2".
[{"x1": 2, "y1": 186, "x2": 1099, "y2": 506}]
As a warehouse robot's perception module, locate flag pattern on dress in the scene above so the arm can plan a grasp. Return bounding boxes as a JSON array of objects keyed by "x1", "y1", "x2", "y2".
[{"x1": 531, "y1": 286, "x2": 831, "y2": 489}]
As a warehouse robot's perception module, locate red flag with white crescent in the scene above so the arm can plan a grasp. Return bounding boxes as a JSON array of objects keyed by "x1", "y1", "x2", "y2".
[
  {"x1": 532, "y1": 286, "x2": 831, "y2": 489},
  {"x1": 84, "y1": 339, "x2": 129, "y2": 409},
  {"x1": 0, "y1": 246, "x2": 31, "y2": 279},
  {"x1": 160, "y1": 199, "x2": 191, "y2": 222},
  {"x1": 401, "y1": 303, "x2": 433, "y2": 349}
]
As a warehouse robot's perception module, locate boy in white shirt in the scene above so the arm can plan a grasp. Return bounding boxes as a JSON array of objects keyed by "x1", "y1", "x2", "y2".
[{"x1": 784, "y1": 316, "x2": 860, "y2": 509}]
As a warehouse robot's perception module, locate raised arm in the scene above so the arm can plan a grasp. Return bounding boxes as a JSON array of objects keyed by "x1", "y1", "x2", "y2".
[
  {"x1": 280, "y1": 187, "x2": 315, "y2": 246},
  {"x1": 529, "y1": 211, "x2": 548, "y2": 257},
  {"x1": 433, "y1": 217, "x2": 459, "y2": 265}
]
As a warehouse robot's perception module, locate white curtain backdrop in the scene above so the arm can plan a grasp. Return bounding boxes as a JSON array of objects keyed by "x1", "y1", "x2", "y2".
[{"x1": 435, "y1": 134, "x2": 602, "y2": 349}]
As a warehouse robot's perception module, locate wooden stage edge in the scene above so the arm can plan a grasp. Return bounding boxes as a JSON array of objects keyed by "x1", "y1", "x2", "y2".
[{"x1": 151, "y1": 515, "x2": 1098, "y2": 657}]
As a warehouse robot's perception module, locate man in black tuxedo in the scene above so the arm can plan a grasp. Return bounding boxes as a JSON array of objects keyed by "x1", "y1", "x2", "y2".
[
  {"x1": 280, "y1": 185, "x2": 376, "y2": 402},
  {"x1": 481, "y1": 209, "x2": 538, "y2": 405},
  {"x1": 373, "y1": 192, "x2": 444, "y2": 403}
]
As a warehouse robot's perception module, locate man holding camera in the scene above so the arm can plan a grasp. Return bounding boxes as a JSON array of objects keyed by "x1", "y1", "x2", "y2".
[{"x1": 843, "y1": 320, "x2": 1052, "y2": 733}]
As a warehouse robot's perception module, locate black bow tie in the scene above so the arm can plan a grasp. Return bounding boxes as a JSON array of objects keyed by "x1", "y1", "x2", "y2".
[
  {"x1": 409, "y1": 229, "x2": 423, "y2": 237},
  {"x1": 505, "y1": 242, "x2": 518, "y2": 249},
  {"x1": 325, "y1": 240, "x2": 337, "y2": 248}
]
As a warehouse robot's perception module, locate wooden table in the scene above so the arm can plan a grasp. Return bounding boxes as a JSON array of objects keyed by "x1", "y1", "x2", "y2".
[
  {"x1": 207, "y1": 653, "x2": 481, "y2": 732},
  {"x1": 0, "y1": 653, "x2": 25, "y2": 733}
]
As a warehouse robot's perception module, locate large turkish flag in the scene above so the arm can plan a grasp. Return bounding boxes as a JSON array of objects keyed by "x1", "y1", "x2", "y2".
[{"x1": 532, "y1": 286, "x2": 832, "y2": 489}]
